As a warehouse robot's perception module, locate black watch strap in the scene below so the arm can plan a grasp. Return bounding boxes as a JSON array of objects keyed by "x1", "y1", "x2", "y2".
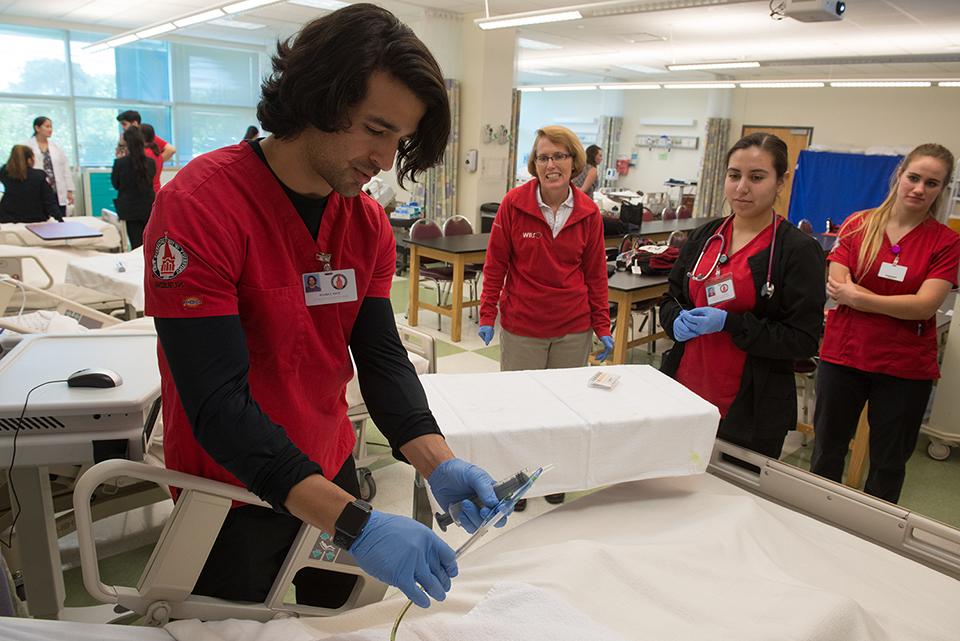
[{"x1": 333, "y1": 499, "x2": 372, "y2": 550}]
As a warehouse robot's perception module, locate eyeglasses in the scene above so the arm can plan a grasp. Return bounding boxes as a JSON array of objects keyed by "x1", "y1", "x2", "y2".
[{"x1": 534, "y1": 152, "x2": 572, "y2": 164}]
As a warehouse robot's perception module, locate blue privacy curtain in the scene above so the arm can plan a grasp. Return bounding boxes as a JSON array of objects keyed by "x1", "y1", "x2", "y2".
[{"x1": 789, "y1": 151, "x2": 903, "y2": 231}]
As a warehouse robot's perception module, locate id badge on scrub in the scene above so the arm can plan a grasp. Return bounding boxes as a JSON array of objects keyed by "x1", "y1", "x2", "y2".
[
  {"x1": 705, "y1": 271, "x2": 736, "y2": 306},
  {"x1": 878, "y1": 261, "x2": 907, "y2": 282},
  {"x1": 302, "y1": 269, "x2": 358, "y2": 306}
]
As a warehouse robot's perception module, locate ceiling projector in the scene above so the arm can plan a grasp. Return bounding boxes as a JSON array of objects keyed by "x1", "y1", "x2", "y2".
[{"x1": 785, "y1": 0, "x2": 846, "y2": 22}]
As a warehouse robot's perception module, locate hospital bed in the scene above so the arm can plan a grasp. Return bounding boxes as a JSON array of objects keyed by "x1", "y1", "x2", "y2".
[
  {"x1": 0, "y1": 245, "x2": 128, "y2": 315},
  {"x1": 0, "y1": 216, "x2": 122, "y2": 252},
  {"x1": 8, "y1": 366, "x2": 960, "y2": 638}
]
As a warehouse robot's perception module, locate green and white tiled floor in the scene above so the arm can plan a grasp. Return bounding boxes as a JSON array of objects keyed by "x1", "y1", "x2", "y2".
[{"x1": 55, "y1": 273, "x2": 960, "y2": 612}]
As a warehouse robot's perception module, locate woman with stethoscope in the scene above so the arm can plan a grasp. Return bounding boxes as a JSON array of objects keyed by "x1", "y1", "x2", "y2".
[
  {"x1": 659, "y1": 132, "x2": 825, "y2": 458},
  {"x1": 811, "y1": 143, "x2": 960, "y2": 504}
]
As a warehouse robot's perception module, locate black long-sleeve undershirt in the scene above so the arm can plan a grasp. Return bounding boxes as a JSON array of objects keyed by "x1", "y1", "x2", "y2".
[{"x1": 155, "y1": 297, "x2": 441, "y2": 512}]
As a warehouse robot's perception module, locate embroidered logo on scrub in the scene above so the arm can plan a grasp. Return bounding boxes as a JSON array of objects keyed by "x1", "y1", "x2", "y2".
[
  {"x1": 182, "y1": 296, "x2": 203, "y2": 309},
  {"x1": 152, "y1": 234, "x2": 188, "y2": 280}
]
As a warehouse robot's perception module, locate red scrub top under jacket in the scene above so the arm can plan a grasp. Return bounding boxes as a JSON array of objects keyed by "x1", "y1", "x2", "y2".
[
  {"x1": 676, "y1": 220, "x2": 773, "y2": 417},
  {"x1": 820, "y1": 211, "x2": 960, "y2": 380},
  {"x1": 143, "y1": 143, "x2": 396, "y2": 490}
]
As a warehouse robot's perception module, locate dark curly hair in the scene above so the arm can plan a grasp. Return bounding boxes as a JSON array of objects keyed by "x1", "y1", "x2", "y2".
[{"x1": 257, "y1": 3, "x2": 450, "y2": 187}]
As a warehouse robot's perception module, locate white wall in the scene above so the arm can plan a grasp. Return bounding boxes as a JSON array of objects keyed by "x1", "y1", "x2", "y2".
[
  {"x1": 515, "y1": 90, "x2": 624, "y2": 182},
  {"x1": 729, "y1": 87, "x2": 960, "y2": 153}
]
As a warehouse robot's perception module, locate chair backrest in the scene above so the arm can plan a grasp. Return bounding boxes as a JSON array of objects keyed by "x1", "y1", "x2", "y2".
[
  {"x1": 618, "y1": 233, "x2": 641, "y2": 255},
  {"x1": 442, "y1": 215, "x2": 474, "y2": 236},
  {"x1": 661, "y1": 207, "x2": 677, "y2": 221},
  {"x1": 798, "y1": 219, "x2": 814, "y2": 234},
  {"x1": 409, "y1": 218, "x2": 442, "y2": 241},
  {"x1": 642, "y1": 208, "x2": 655, "y2": 222},
  {"x1": 677, "y1": 205, "x2": 692, "y2": 219}
]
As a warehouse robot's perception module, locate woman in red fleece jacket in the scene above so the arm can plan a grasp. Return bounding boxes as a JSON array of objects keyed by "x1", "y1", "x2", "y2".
[{"x1": 478, "y1": 125, "x2": 613, "y2": 509}]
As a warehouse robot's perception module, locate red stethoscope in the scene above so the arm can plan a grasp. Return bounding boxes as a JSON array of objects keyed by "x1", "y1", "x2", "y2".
[{"x1": 687, "y1": 213, "x2": 780, "y2": 298}]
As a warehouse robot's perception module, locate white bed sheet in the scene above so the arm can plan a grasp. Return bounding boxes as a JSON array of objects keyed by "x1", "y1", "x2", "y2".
[
  {"x1": 0, "y1": 616, "x2": 172, "y2": 641},
  {"x1": 420, "y1": 365, "x2": 720, "y2": 497},
  {"x1": 64, "y1": 249, "x2": 145, "y2": 311},
  {"x1": 0, "y1": 245, "x2": 101, "y2": 289},
  {"x1": 0, "y1": 217, "x2": 120, "y2": 251},
  {"x1": 276, "y1": 473, "x2": 959, "y2": 641}
]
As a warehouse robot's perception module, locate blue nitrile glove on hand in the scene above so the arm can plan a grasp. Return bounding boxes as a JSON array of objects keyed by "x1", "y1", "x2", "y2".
[
  {"x1": 478, "y1": 325, "x2": 494, "y2": 345},
  {"x1": 672, "y1": 310, "x2": 698, "y2": 342},
  {"x1": 428, "y1": 458, "x2": 501, "y2": 533},
  {"x1": 684, "y1": 306, "x2": 728, "y2": 336},
  {"x1": 597, "y1": 335, "x2": 615, "y2": 361},
  {"x1": 349, "y1": 511, "x2": 457, "y2": 609}
]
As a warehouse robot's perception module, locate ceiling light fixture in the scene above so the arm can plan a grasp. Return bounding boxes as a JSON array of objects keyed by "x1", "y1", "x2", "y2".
[
  {"x1": 477, "y1": 10, "x2": 583, "y2": 30},
  {"x1": 938, "y1": 81, "x2": 960, "y2": 87},
  {"x1": 210, "y1": 17, "x2": 268, "y2": 29},
  {"x1": 174, "y1": 9, "x2": 226, "y2": 28},
  {"x1": 616, "y1": 64, "x2": 667, "y2": 75},
  {"x1": 135, "y1": 23, "x2": 176, "y2": 39},
  {"x1": 223, "y1": 0, "x2": 280, "y2": 12},
  {"x1": 107, "y1": 34, "x2": 140, "y2": 47},
  {"x1": 598, "y1": 83, "x2": 661, "y2": 90},
  {"x1": 830, "y1": 81, "x2": 931, "y2": 88},
  {"x1": 663, "y1": 82, "x2": 737, "y2": 89},
  {"x1": 542, "y1": 84, "x2": 598, "y2": 91},
  {"x1": 518, "y1": 38, "x2": 563, "y2": 50},
  {"x1": 518, "y1": 86, "x2": 544, "y2": 92},
  {"x1": 667, "y1": 61, "x2": 760, "y2": 71},
  {"x1": 739, "y1": 81, "x2": 825, "y2": 88}
]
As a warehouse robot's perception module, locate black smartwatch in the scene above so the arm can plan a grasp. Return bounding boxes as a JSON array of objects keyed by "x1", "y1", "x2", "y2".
[{"x1": 333, "y1": 499, "x2": 373, "y2": 550}]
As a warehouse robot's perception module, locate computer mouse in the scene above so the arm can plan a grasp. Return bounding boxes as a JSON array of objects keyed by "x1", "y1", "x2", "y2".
[{"x1": 67, "y1": 368, "x2": 123, "y2": 389}]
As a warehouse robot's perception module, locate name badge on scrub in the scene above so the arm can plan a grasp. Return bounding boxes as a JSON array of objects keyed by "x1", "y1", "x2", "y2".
[
  {"x1": 705, "y1": 272, "x2": 736, "y2": 306},
  {"x1": 303, "y1": 269, "x2": 358, "y2": 306},
  {"x1": 878, "y1": 261, "x2": 907, "y2": 282}
]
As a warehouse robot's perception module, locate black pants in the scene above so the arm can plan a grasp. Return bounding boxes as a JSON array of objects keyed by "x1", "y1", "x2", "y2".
[
  {"x1": 125, "y1": 219, "x2": 146, "y2": 250},
  {"x1": 810, "y1": 361, "x2": 932, "y2": 504},
  {"x1": 193, "y1": 456, "x2": 361, "y2": 607}
]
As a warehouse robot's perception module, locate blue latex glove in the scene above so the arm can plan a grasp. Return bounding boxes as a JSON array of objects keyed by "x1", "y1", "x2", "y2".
[
  {"x1": 597, "y1": 335, "x2": 615, "y2": 361},
  {"x1": 349, "y1": 511, "x2": 457, "y2": 608},
  {"x1": 672, "y1": 310, "x2": 698, "y2": 342},
  {"x1": 478, "y1": 325, "x2": 494, "y2": 345},
  {"x1": 428, "y1": 458, "x2": 500, "y2": 533},
  {"x1": 684, "y1": 306, "x2": 728, "y2": 335}
]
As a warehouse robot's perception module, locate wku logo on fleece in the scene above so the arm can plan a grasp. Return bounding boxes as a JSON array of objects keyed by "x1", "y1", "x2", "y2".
[{"x1": 521, "y1": 231, "x2": 542, "y2": 239}]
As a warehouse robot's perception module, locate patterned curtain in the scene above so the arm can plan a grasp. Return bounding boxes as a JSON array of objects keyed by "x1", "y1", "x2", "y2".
[
  {"x1": 506, "y1": 89, "x2": 521, "y2": 191},
  {"x1": 597, "y1": 116, "x2": 622, "y2": 190},
  {"x1": 415, "y1": 79, "x2": 460, "y2": 222},
  {"x1": 694, "y1": 117, "x2": 730, "y2": 218}
]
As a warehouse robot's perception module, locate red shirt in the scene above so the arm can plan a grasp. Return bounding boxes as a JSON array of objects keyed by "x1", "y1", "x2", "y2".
[
  {"x1": 677, "y1": 220, "x2": 773, "y2": 417},
  {"x1": 480, "y1": 179, "x2": 611, "y2": 338},
  {"x1": 145, "y1": 148, "x2": 162, "y2": 193},
  {"x1": 820, "y1": 211, "x2": 960, "y2": 379},
  {"x1": 143, "y1": 143, "x2": 395, "y2": 490}
]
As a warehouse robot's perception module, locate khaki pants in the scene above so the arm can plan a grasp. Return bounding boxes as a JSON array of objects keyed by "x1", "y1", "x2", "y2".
[{"x1": 500, "y1": 328, "x2": 593, "y2": 371}]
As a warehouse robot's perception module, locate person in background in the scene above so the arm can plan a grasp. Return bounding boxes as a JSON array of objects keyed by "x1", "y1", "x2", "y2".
[
  {"x1": 659, "y1": 132, "x2": 825, "y2": 461},
  {"x1": 572, "y1": 144, "x2": 602, "y2": 199},
  {"x1": 140, "y1": 124, "x2": 164, "y2": 193},
  {"x1": 243, "y1": 125, "x2": 261, "y2": 141},
  {"x1": 143, "y1": 3, "x2": 504, "y2": 610},
  {"x1": 111, "y1": 128, "x2": 156, "y2": 249},
  {"x1": 0, "y1": 145, "x2": 61, "y2": 223},
  {"x1": 479, "y1": 125, "x2": 614, "y2": 511},
  {"x1": 23, "y1": 116, "x2": 74, "y2": 218},
  {"x1": 811, "y1": 143, "x2": 960, "y2": 504},
  {"x1": 115, "y1": 110, "x2": 176, "y2": 162}
]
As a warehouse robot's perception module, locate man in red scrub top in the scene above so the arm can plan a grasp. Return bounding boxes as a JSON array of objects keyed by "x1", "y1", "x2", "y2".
[{"x1": 143, "y1": 4, "x2": 504, "y2": 610}]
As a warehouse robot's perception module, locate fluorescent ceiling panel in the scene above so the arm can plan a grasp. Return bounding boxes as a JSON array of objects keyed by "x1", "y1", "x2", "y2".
[
  {"x1": 477, "y1": 11, "x2": 582, "y2": 30},
  {"x1": 136, "y1": 23, "x2": 176, "y2": 39},
  {"x1": 210, "y1": 18, "x2": 267, "y2": 29},
  {"x1": 598, "y1": 83, "x2": 660, "y2": 90},
  {"x1": 830, "y1": 81, "x2": 931, "y2": 87},
  {"x1": 663, "y1": 82, "x2": 737, "y2": 89},
  {"x1": 288, "y1": 0, "x2": 349, "y2": 9},
  {"x1": 174, "y1": 9, "x2": 226, "y2": 27},
  {"x1": 542, "y1": 84, "x2": 597, "y2": 91},
  {"x1": 739, "y1": 81, "x2": 825, "y2": 88},
  {"x1": 223, "y1": 0, "x2": 279, "y2": 13},
  {"x1": 667, "y1": 61, "x2": 760, "y2": 71}
]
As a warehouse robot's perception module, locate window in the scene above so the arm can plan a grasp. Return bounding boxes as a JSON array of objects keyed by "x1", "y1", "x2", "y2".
[
  {"x1": 0, "y1": 99, "x2": 74, "y2": 168},
  {"x1": 75, "y1": 103, "x2": 171, "y2": 167},
  {"x1": 172, "y1": 44, "x2": 260, "y2": 106},
  {"x1": 174, "y1": 107, "x2": 257, "y2": 162},
  {"x1": 0, "y1": 25, "x2": 68, "y2": 96}
]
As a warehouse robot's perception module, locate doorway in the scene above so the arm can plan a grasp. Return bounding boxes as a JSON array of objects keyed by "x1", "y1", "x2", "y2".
[{"x1": 740, "y1": 125, "x2": 813, "y2": 219}]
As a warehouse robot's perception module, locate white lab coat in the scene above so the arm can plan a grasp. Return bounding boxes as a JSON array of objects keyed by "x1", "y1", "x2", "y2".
[{"x1": 22, "y1": 137, "x2": 75, "y2": 207}]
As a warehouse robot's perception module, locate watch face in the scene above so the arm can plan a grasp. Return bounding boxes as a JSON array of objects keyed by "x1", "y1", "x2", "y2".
[{"x1": 336, "y1": 500, "x2": 372, "y2": 536}]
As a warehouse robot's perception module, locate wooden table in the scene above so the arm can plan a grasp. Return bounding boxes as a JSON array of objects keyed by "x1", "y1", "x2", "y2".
[
  {"x1": 604, "y1": 216, "x2": 720, "y2": 249},
  {"x1": 407, "y1": 233, "x2": 488, "y2": 342},
  {"x1": 605, "y1": 271, "x2": 670, "y2": 364}
]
